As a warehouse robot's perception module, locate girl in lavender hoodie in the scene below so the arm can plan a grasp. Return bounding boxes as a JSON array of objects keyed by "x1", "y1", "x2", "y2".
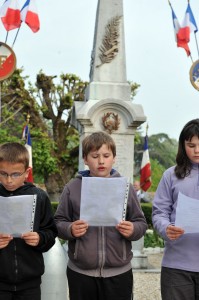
[{"x1": 152, "y1": 118, "x2": 199, "y2": 300}]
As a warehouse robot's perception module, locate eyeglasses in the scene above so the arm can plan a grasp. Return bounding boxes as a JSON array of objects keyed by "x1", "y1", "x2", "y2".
[{"x1": 0, "y1": 170, "x2": 27, "y2": 179}]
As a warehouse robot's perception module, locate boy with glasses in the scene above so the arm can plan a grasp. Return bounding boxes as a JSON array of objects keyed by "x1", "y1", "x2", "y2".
[{"x1": 0, "y1": 142, "x2": 57, "y2": 300}]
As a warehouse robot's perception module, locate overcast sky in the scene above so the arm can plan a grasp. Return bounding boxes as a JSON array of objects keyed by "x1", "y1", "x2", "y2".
[{"x1": 1, "y1": 0, "x2": 199, "y2": 140}]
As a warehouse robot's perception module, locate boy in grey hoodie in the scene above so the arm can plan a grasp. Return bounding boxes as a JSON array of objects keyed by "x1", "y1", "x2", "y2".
[{"x1": 55, "y1": 131, "x2": 147, "y2": 300}]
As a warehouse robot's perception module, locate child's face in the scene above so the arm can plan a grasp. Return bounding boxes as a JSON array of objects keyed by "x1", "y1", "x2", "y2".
[
  {"x1": 0, "y1": 161, "x2": 29, "y2": 192},
  {"x1": 84, "y1": 144, "x2": 115, "y2": 177},
  {"x1": 185, "y1": 135, "x2": 199, "y2": 164}
]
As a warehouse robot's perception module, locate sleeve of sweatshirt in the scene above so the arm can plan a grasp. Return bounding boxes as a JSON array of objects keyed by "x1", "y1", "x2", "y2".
[
  {"x1": 126, "y1": 184, "x2": 148, "y2": 241},
  {"x1": 54, "y1": 185, "x2": 75, "y2": 240},
  {"x1": 152, "y1": 168, "x2": 174, "y2": 241}
]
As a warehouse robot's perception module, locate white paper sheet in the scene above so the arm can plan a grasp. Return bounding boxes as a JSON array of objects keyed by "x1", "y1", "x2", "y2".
[
  {"x1": 80, "y1": 177, "x2": 129, "y2": 226},
  {"x1": 0, "y1": 195, "x2": 37, "y2": 237},
  {"x1": 175, "y1": 192, "x2": 199, "y2": 233}
]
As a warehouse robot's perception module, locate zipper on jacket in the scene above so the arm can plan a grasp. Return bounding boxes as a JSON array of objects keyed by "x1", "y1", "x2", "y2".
[
  {"x1": 99, "y1": 227, "x2": 105, "y2": 277},
  {"x1": 74, "y1": 239, "x2": 79, "y2": 259}
]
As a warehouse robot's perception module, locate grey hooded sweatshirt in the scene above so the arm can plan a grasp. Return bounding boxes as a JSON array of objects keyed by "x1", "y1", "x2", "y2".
[{"x1": 54, "y1": 170, "x2": 147, "y2": 278}]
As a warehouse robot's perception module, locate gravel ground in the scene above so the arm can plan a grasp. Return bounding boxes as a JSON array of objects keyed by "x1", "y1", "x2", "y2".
[{"x1": 133, "y1": 251, "x2": 163, "y2": 300}]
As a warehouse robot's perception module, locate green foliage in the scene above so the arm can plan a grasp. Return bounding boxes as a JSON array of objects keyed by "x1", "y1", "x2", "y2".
[
  {"x1": 150, "y1": 158, "x2": 165, "y2": 191},
  {"x1": 0, "y1": 69, "x2": 87, "y2": 194},
  {"x1": 51, "y1": 202, "x2": 59, "y2": 214},
  {"x1": 141, "y1": 203, "x2": 153, "y2": 228},
  {"x1": 31, "y1": 128, "x2": 58, "y2": 176},
  {"x1": 149, "y1": 133, "x2": 178, "y2": 169},
  {"x1": 144, "y1": 229, "x2": 164, "y2": 248},
  {"x1": 129, "y1": 81, "x2": 141, "y2": 100},
  {"x1": 141, "y1": 203, "x2": 164, "y2": 248}
]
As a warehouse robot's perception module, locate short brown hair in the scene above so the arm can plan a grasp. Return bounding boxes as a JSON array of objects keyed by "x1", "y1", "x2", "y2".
[
  {"x1": 0, "y1": 142, "x2": 29, "y2": 169},
  {"x1": 82, "y1": 132, "x2": 116, "y2": 158}
]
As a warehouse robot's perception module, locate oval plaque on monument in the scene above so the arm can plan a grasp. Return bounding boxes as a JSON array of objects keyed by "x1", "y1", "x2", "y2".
[
  {"x1": 0, "y1": 42, "x2": 16, "y2": 81},
  {"x1": 190, "y1": 60, "x2": 199, "y2": 91}
]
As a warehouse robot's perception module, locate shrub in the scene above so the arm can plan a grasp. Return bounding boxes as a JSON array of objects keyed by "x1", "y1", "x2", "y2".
[{"x1": 141, "y1": 203, "x2": 153, "y2": 228}]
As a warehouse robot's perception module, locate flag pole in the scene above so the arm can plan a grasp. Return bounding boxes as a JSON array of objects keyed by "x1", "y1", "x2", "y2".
[
  {"x1": 146, "y1": 123, "x2": 149, "y2": 136},
  {"x1": 12, "y1": 25, "x2": 21, "y2": 48},
  {"x1": 5, "y1": 31, "x2": 9, "y2": 44},
  {"x1": 188, "y1": 0, "x2": 199, "y2": 59},
  {"x1": 190, "y1": 53, "x2": 194, "y2": 63}
]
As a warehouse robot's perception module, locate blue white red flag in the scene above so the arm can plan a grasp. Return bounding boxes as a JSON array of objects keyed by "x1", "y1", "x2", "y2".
[
  {"x1": 140, "y1": 135, "x2": 151, "y2": 192},
  {"x1": 170, "y1": 5, "x2": 190, "y2": 56},
  {"x1": 184, "y1": 3, "x2": 198, "y2": 34},
  {"x1": 0, "y1": 0, "x2": 21, "y2": 31},
  {"x1": 177, "y1": 3, "x2": 198, "y2": 56},
  {"x1": 21, "y1": 0, "x2": 40, "y2": 33},
  {"x1": 22, "y1": 125, "x2": 33, "y2": 183}
]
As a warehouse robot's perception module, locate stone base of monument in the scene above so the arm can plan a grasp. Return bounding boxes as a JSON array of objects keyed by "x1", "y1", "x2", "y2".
[
  {"x1": 41, "y1": 238, "x2": 68, "y2": 300},
  {"x1": 131, "y1": 250, "x2": 148, "y2": 269},
  {"x1": 131, "y1": 237, "x2": 148, "y2": 269}
]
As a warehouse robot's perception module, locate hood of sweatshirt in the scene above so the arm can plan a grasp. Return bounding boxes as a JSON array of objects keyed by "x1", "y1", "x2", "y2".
[
  {"x1": 0, "y1": 182, "x2": 36, "y2": 197},
  {"x1": 77, "y1": 169, "x2": 120, "y2": 178}
]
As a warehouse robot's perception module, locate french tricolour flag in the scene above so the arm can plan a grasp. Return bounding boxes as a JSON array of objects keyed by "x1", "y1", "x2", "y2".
[
  {"x1": 21, "y1": 0, "x2": 40, "y2": 33},
  {"x1": 0, "y1": 0, "x2": 21, "y2": 31},
  {"x1": 171, "y1": 5, "x2": 190, "y2": 56},
  {"x1": 171, "y1": 3, "x2": 198, "y2": 57},
  {"x1": 22, "y1": 125, "x2": 34, "y2": 183},
  {"x1": 140, "y1": 135, "x2": 151, "y2": 192},
  {"x1": 177, "y1": 3, "x2": 198, "y2": 56}
]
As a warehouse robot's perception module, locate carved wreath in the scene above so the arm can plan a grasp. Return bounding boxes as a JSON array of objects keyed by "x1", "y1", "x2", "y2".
[
  {"x1": 102, "y1": 112, "x2": 120, "y2": 134},
  {"x1": 96, "y1": 15, "x2": 122, "y2": 67}
]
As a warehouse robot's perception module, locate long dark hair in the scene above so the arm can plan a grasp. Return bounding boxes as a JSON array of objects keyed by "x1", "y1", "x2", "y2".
[{"x1": 175, "y1": 119, "x2": 199, "y2": 179}]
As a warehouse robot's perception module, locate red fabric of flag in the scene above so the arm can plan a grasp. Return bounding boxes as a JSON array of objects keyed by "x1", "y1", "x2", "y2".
[
  {"x1": 140, "y1": 135, "x2": 151, "y2": 192},
  {"x1": 0, "y1": 0, "x2": 21, "y2": 31},
  {"x1": 170, "y1": 5, "x2": 190, "y2": 56},
  {"x1": 20, "y1": 0, "x2": 40, "y2": 33}
]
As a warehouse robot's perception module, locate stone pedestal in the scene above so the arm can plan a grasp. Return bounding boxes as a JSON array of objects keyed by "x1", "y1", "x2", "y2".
[{"x1": 131, "y1": 237, "x2": 148, "y2": 269}]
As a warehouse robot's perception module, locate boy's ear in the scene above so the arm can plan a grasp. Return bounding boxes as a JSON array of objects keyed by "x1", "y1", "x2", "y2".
[
  {"x1": 83, "y1": 157, "x2": 88, "y2": 165},
  {"x1": 25, "y1": 168, "x2": 30, "y2": 179}
]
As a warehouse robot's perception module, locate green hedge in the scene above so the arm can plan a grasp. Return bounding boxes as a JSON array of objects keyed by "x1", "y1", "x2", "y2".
[
  {"x1": 51, "y1": 202, "x2": 153, "y2": 228},
  {"x1": 51, "y1": 202, "x2": 59, "y2": 215},
  {"x1": 141, "y1": 203, "x2": 153, "y2": 228}
]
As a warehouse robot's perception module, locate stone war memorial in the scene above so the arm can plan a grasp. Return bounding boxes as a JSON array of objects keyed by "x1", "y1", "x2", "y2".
[
  {"x1": 72, "y1": 0, "x2": 146, "y2": 177},
  {"x1": 41, "y1": 0, "x2": 147, "y2": 299}
]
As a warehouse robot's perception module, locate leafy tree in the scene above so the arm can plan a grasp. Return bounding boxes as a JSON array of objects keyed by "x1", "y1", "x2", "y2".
[
  {"x1": 149, "y1": 158, "x2": 165, "y2": 191},
  {"x1": 0, "y1": 69, "x2": 88, "y2": 200},
  {"x1": 149, "y1": 133, "x2": 178, "y2": 169}
]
